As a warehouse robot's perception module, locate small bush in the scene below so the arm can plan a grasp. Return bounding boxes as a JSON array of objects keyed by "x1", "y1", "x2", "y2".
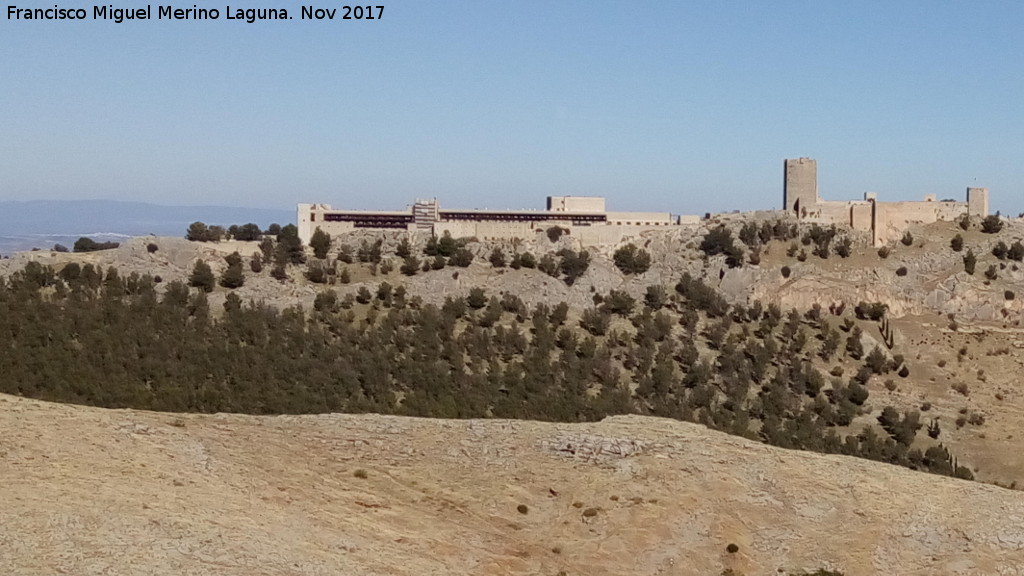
[
  {"x1": 877, "y1": 246, "x2": 890, "y2": 258},
  {"x1": 781, "y1": 265, "x2": 791, "y2": 278},
  {"x1": 981, "y1": 214, "x2": 1003, "y2": 234},
  {"x1": 835, "y1": 237, "x2": 852, "y2": 258},
  {"x1": 901, "y1": 231, "x2": 914, "y2": 246},
  {"x1": 1008, "y1": 241, "x2": 1024, "y2": 262},
  {"x1": 146, "y1": 243, "x2": 159, "y2": 253},
  {"x1": 1006, "y1": 290, "x2": 1016, "y2": 301},
  {"x1": 726, "y1": 543, "x2": 739, "y2": 554},
  {"x1": 896, "y1": 266, "x2": 908, "y2": 277},
  {"x1": 963, "y1": 249, "x2": 977, "y2": 275},
  {"x1": 952, "y1": 382, "x2": 970, "y2": 396},
  {"x1": 517, "y1": 504, "x2": 529, "y2": 514},
  {"x1": 582, "y1": 507, "x2": 599, "y2": 518},
  {"x1": 950, "y1": 234, "x2": 963, "y2": 252},
  {"x1": 353, "y1": 469, "x2": 368, "y2": 479},
  {"x1": 546, "y1": 226, "x2": 567, "y2": 242},
  {"x1": 993, "y1": 241, "x2": 1009, "y2": 260},
  {"x1": 613, "y1": 243, "x2": 652, "y2": 275}
]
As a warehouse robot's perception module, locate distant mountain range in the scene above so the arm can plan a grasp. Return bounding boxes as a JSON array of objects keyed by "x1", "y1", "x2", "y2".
[{"x1": 0, "y1": 200, "x2": 293, "y2": 254}]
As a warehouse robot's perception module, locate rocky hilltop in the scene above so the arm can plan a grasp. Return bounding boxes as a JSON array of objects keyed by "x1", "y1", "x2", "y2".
[
  {"x1": 2, "y1": 216, "x2": 1021, "y2": 323},
  {"x1": 3, "y1": 394, "x2": 1024, "y2": 576},
  {"x1": 4, "y1": 216, "x2": 1024, "y2": 575}
]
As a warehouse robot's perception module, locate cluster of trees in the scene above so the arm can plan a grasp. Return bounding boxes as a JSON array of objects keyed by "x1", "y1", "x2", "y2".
[
  {"x1": 738, "y1": 219, "x2": 800, "y2": 248},
  {"x1": 992, "y1": 240, "x2": 1024, "y2": 262},
  {"x1": 186, "y1": 222, "x2": 280, "y2": 242},
  {"x1": 700, "y1": 226, "x2": 745, "y2": 268},
  {"x1": 70, "y1": 237, "x2": 120, "y2": 252},
  {"x1": 0, "y1": 261, "x2": 973, "y2": 481}
]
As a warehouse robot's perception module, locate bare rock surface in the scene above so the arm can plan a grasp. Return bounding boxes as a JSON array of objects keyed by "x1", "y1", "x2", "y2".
[{"x1": 4, "y1": 394, "x2": 1024, "y2": 576}]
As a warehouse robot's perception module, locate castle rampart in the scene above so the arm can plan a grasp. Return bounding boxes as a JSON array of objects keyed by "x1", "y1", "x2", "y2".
[{"x1": 782, "y1": 158, "x2": 989, "y2": 245}]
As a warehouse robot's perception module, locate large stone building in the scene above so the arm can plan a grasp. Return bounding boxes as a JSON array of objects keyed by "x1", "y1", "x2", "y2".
[
  {"x1": 783, "y1": 158, "x2": 989, "y2": 245},
  {"x1": 298, "y1": 159, "x2": 991, "y2": 248},
  {"x1": 297, "y1": 197, "x2": 700, "y2": 246}
]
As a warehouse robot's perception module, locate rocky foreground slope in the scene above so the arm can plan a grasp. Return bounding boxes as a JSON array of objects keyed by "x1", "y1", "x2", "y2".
[{"x1": 3, "y1": 394, "x2": 1024, "y2": 576}]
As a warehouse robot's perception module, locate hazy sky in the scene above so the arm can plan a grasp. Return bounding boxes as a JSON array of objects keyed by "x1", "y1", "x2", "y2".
[{"x1": 2, "y1": 1, "x2": 1022, "y2": 216}]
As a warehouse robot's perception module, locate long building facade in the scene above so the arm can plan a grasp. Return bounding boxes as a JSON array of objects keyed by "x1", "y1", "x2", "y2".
[
  {"x1": 298, "y1": 196, "x2": 699, "y2": 246},
  {"x1": 298, "y1": 160, "x2": 993, "y2": 248}
]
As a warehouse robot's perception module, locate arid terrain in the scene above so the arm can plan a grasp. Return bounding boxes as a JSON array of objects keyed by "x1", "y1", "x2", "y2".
[
  {"x1": 4, "y1": 393, "x2": 1024, "y2": 576},
  {"x1": 3, "y1": 216, "x2": 1024, "y2": 575}
]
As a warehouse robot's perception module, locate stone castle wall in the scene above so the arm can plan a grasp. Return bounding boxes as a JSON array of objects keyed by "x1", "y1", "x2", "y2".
[{"x1": 782, "y1": 159, "x2": 990, "y2": 246}]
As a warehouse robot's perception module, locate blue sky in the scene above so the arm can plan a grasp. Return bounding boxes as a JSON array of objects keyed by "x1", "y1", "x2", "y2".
[{"x1": 2, "y1": 1, "x2": 1022, "y2": 216}]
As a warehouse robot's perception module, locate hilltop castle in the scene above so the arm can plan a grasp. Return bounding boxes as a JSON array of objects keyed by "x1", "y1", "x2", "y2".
[
  {"x1": 297, "y1": 159, "x2": 990, "y2": 247},
  {"x1": 784, "y1": 157, "x2": 988, "y2": 245},
  {"x1": 297, "y1": 196, "x2": 700, "y2": 246}
]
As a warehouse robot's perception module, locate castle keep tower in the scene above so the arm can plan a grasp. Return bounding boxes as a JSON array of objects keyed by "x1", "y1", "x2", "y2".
[
  {"x1": 784, "y1": 158, "x2": 818, "y2": 216},
  {"x1": 967, "y1": 187, "x2": 989, "y2": 218}
]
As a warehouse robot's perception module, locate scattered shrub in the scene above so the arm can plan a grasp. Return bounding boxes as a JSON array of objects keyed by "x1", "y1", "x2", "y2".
[
  {"x1": 517, "y1": 504, "x2": 529, "y2": 514},
  {"x1": 781, "y1": 265, "x2": 791, "y2": 278},
  {"x1": 310, "y1": 228, "x2": 332, "y2": 259},
  {"x1": 353, "y1": 469, "x2": 368, "y2": 479},
  {"x1": 895, "y1": 266, "x2": 908, "y2": 277},
  {"x1": 901, "y1": 231, "x2": 914, "y2": 246},
  {"x1": 449, "y1": 247, "x2": 474, "y2": 267},
  {"x1": 1008, "y1": 241, "x2": 1024, "y2": 262},
  {"x1": 613, "y1": 243, "x2": 653, "y2": 275},
  {"x1": 877, "y1": 246, "x2": 891, "y2": 258},
  {"x1": 993, "y1": 241, "x2": 1008, "y2": 260},
  {"x1": 546, "y1": 226, "x2": 567, "y2": 242},
  {"x1": 835, "y1": 236, "x2": 852, "y2": 258},
  {"x1": 488, "y1": 247, "x2": 507, "y2": 268},
  {"x1": 1006, "y1": 290, "x2": 1016, "y2": 301},
  {"x1": 963, "y1": 249, "x2": 977, "y2": 275},
  {"x1": 981, "y1": 214, "x2": 1003, "y2": 234},
  {"x1": 950, "y1": 234, "x2": 963, "y2": 252},
  {"x1": 188, "y1": 260, "x2": 215, "y2": 293},
  {"x1": 726, "y1": 543, "x2": 739, "y2": 554}
]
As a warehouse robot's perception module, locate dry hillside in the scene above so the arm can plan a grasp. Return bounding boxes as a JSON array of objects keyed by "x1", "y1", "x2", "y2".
[{"x1": 3, "y1": 393, "x2": 1024, "y2": 576}]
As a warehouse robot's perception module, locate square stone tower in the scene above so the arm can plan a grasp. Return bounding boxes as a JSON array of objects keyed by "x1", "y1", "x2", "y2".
[
  {"x1": 784, "y1": 158, "x2": 818, "y2": 216},
  {"x1": 967, "y1": 187, "x2": 989, "y2": 218}
]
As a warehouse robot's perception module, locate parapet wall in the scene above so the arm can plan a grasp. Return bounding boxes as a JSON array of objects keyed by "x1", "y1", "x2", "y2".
[
  {"x1": 874, "y1": 201, "x2": 968, "y2": 245},
  {"x1": 781, "y1": 158, "x2": 988, "y2": 246}
]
